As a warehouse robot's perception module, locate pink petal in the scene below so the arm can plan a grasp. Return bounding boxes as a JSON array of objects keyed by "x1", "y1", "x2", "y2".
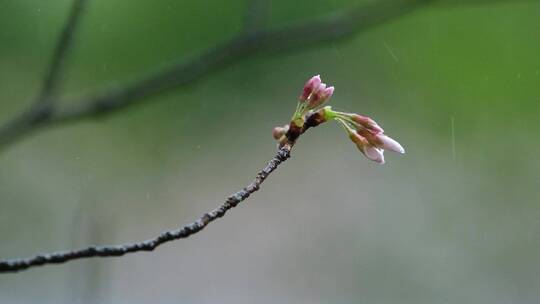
[
  {"x1": 322, "y1": 86, "x2": 334, "y2": 100},
  {"x1": 315, "y1": 83, "x2": 327, "y2": 95},
  {"x1": 377, "y1": 134, "x2": 405, "y2": 154},
  {"x1": 364, "y1": 146, "x2": 385, "y2": 164}
]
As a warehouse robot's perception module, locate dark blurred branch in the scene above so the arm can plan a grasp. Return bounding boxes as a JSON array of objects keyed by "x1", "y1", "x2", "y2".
[
  {"x1": 0, "y1": 0, "x2": 431, "y2": 151},
  {"x1": 38, "y1": 0, "x2": 87, "y2": 104},
  {"x1": 0, "y1": 0, "x2": 87, "y2": 149},
  {"x1": 0, "y1": 145, "x2": 291, "y2": 273}
]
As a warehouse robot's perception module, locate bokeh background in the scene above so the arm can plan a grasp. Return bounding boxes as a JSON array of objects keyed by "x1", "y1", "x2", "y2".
[{"x1": 1, "y1": 0, "x2": 539, "y2": 303}]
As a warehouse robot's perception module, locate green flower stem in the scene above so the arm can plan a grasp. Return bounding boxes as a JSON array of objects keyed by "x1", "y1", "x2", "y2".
[{"x1": 335, "y1": 118, "x2": 354, "y2": 134}]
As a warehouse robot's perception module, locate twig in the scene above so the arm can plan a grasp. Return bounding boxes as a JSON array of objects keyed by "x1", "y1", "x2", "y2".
[
  {"x1": 0, "y1": 145, "x2": 291, "y2": 273},
  {"x1": 0, "y1": 0, "x2": 431, "y2": 152},
  {"x1": 38, "y1": 0, "x2": 87, "y2": 104}
]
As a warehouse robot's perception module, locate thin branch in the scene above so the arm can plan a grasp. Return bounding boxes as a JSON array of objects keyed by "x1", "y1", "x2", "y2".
[
  {"x1": 0, "y1": 0, "x2": 431, "y2": 152},
  {"x1": 50, "y1": 0, "x2": 430, "y2": 123},
  {"x1": 0, "y1": 145, "x2": 291, "y2": 273},
  {"x1": 0, "y1": 0, "x2": 87, "y2": 149},
  {"x1": 38, "y1": 0, "x2": 87, "y2": 104}
]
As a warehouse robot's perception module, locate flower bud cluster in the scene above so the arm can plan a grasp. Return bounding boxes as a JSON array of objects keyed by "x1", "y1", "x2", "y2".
[
  {"x1": 335, "y1": 112, "x2": 404, "y2": 164},
  {"x1": 294, "y1": 75, "x2": 334, "y2": 125},
  {"x1": 273, "y1": 75, "x2": 404, "y2": 164}
]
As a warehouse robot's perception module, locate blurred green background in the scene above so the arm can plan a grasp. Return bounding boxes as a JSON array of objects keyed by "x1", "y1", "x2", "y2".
[{"x1": 1, "y1": 0, "x2": 539, "y2": 303}]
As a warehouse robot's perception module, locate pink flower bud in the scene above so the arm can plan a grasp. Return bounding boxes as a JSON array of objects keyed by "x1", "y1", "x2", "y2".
[
  {"x1": 349, "y1": 133, "x2": 385, "y2": 164},
  {"x1": 323, "y1": 86, "x2": 334, "y2": 99},
  {"x1": 376, "y1": 134, "x2": 405, "y2": 154},
  {"x1": 363, "y1": 146, "x2": 385, "y2": 164},
  {"x1": 308, "y1": 84, "x2": 334, "y2": 109},
  {"x1": 349, "y1": 132, "x2": 368, "y2": 147},
  {"x1": 314, "y1": 82, "x2": 327, "y2": 95},
  {"x1": 350, "y1": 114, "x2": 384, "y2": 133},
  {"x1": 357, "y1": 129, "x2": 405, "y2": 154},
  {"x1": 319, "y1": 85, "x2": 334, "y2": 102},
  {"x1": 299, "y1": 75, "x2": 321, "y2": 102}
]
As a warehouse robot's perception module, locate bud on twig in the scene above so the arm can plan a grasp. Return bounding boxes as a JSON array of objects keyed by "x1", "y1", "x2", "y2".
[
  {"x1": 273, "y1": 75, "x2": 404, "y2": 164},
  {"x1": 272, "y1": 125, "x2": 289, "y2": 140},
  {"x1": 357, "y1": 129, "x2": 405, "y2": 154},
  {"x1": 308, "y1": 84, "x2": 334, "y2": 109},
  {"x1": 299, "y1": 75, "x2": 321, "y2": 102},
  {"x1": 350, "y1": 114, "x2": 384, "y2": 133},
  {"x1": 348, "y1": 132, "x2": 385, "y2": 164}
]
